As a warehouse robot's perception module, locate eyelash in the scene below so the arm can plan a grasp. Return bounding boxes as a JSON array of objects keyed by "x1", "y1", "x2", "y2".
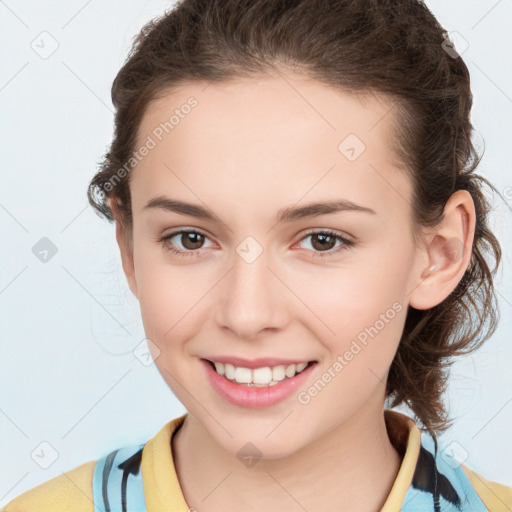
[{"x1": 157, "y1": 228, "x2": 355, "y2": 258}]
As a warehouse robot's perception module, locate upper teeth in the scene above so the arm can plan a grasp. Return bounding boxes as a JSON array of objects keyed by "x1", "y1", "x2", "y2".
[{"x1": 213, "y1": 361, "x2": 309, "y2": 386}]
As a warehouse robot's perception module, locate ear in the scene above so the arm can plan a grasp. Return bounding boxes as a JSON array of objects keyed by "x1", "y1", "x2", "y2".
[
  {"x1": 109, "y1": 198, "x2": 138, "y2": 299},
  {"x1": 408, "y1": 190, "x2": 476, "y2": 310}
]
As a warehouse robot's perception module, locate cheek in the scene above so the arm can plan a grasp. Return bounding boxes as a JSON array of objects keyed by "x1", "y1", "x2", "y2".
[
  {"x1": 138, "y1": 280, "x2": 194, "y2": 343},
  {"x1": 134, "y1": 224, "x2": 414, "y2": 350},
  {"x1": 134, "y1": 254, "x2": 213, "y2": 355},
  {"x1": 292, "y1": 249, "x2": 411, "y2": 328},
  {"x1": 288, "y1": 243, "x2": 412, "y2": 367},
  {"x1": 300, "y1": 284, "x2": 407, "y2": 418},
  {"x1": 133, "y1": 252, "x2": 183, "y2": 341}
]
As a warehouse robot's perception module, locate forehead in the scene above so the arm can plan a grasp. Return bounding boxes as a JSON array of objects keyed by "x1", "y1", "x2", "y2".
[
  {"x1": 131, "y1": 73, "x2": 411, "y2": 217},
  {"x1": 136, "y1": 73, "x2": 401, "y2": 153}
]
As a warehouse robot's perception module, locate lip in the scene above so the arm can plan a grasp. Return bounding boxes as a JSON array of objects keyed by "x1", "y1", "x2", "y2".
[
  {"x1": 202, "y1": 355, "x2": 317, "y2": 369},
  {"x1": 201, "y1": 358, "x2": 318, "y2": 409}
]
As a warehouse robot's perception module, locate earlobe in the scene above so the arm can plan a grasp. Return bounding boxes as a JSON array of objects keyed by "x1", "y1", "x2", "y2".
[
  {"x1": 408, "y1": 190, "x2": 476, "y2": 310},
  {"x1": 109, "y1": 198, "x2": 138, "y2": 299}
]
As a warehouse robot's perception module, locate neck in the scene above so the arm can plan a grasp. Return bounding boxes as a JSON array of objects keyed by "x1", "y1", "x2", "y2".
[{"x1": 172, "y1": 405, "x2": 402, "y2": 512}]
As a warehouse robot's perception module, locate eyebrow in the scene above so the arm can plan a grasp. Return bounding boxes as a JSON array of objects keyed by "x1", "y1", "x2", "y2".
[{"x1": 142, "y1": 195, "x2": 376, "y2": 223}]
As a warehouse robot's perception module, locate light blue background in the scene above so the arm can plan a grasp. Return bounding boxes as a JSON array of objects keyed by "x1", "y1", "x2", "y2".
[{"x1": 1, "y1": 0, "x2": 511, "y2": 506}]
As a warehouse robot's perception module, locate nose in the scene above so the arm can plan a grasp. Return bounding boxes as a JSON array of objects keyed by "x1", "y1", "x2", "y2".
[{"x1": 215, "y1": 242, "x2": 289, "y2": 339}]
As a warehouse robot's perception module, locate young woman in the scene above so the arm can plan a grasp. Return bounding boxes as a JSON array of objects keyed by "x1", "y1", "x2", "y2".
[{"x1": 4, "y1": 0, "x2": 511, "y2": 511}]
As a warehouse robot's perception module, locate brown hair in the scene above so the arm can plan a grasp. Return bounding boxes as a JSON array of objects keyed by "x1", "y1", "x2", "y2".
[{"x1": 87, "y1": 0, "x2": 502, "y2": 444}]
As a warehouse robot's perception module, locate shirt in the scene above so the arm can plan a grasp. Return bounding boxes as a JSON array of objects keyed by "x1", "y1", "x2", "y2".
[{"x1": 3, "y1": 409, "x2": 512, "y2": 511}]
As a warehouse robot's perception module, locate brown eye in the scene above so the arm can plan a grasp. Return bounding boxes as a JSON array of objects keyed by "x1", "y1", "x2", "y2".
[
  {"x1": 180, "y1": 231, "x2": 205, "y2": 250},
  {"x1": 297, "y1": 229, "x2": 355, "y2": 258},
  {"x1": 159, "y1": 228, "x2": 214, "y2": 257},
  {"x1": 310, "y1": 233, "x2": 337, "y2": 252}
]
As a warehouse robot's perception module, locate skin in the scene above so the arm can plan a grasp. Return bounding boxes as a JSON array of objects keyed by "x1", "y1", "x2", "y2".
[{"x1": 111, "y1": 71, "x2": 476, "y2": 512}]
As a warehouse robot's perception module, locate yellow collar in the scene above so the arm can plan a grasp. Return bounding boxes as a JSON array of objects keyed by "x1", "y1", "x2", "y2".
[
  {"x1": 141, "y1": 409, "x2": 421, "y2": 512},
  {"x1": 381, "y1": 409, "x2": 422, "y2": 511}
]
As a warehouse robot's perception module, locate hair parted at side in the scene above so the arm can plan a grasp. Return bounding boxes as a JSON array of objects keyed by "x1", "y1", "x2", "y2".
[{"x1": 87, "y1": 0, "x2": 502, "y2": 443}]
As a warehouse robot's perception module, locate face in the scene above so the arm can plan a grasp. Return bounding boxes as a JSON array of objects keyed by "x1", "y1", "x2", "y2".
[{"x1": 120, "y1": 72, "x2": 427, "y2": 458}]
